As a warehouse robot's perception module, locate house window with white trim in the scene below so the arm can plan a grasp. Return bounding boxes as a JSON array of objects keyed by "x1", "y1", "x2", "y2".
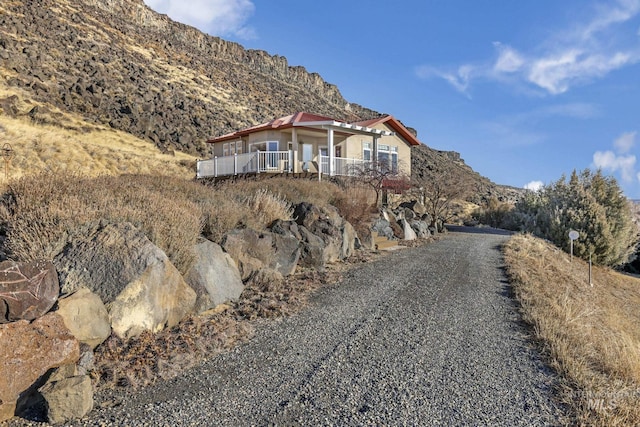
[
  {"x1": 377, "y1": 144, "x2": 398, "y2": 173},
  {"x1": 363, "y1": 141, "x2": 372, "y2": 161},
  {"x1": 223, "y1": 142, "x2": 230, "y2": 157},
  {"x1": 235, "y1": 141, "x2": 243, "y2": 155}
]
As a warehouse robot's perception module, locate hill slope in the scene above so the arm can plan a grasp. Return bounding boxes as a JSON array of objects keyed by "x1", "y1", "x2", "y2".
[
  {"x1": 0, "y1": 0, "x2": 517, "y2": 201},
  {"x1": 0, "y1": 0, "x2": 378, "y2": 156}
]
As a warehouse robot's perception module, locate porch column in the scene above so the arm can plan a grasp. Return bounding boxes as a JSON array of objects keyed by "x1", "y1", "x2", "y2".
[
  {"x1": 373, "y1": 135, "x2": 379, "y2": 165},
  {"x1": 292, "y1": 128, "x2": 299, "y2": 173},
  {"x1": 327, "y1": 128, "x2": 334, "y2": 176}
]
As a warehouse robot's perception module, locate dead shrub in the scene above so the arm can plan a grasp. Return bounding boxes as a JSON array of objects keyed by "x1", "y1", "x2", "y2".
[
  {"x1": 0, "y1": 172, "x2": 201, "y2": 274},
  {"x1": 94, "y1": 310, "x2": 253, "y2": 389},
  {"x1": 332, "y1": 184, "x2": 376, "y2": 236},
  {"x1": 242, "y1": 188, "x2": 293, "y2": 229}
]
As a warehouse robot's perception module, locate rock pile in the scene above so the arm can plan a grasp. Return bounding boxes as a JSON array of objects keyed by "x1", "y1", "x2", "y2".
[{"x1": 0, "y1": 200, "x2": 368, "y2": 423}]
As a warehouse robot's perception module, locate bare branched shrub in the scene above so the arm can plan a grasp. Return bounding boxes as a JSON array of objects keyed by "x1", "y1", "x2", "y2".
[{"x1": 332, "y1": 184, "x2": 376, "y2": 235}]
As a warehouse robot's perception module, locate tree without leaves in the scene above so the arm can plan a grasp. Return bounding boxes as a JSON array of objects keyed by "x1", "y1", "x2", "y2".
[
  {"x1": 349, "y1": 158, "x2": 409, "y2": 208},
  {"x1": 418, "y1": 168, "x2": 472, "y2": 229}
]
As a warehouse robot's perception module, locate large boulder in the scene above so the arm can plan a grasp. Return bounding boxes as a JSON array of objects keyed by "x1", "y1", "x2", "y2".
[
  {"x1": 341, "y1": 221, "x2": 357, "y2": 259},
  {"x1": 0, "y1": 313, "x2": 79, "y2": 422},
  {"x1": 0, "y1": 260, "x2": 59, "y2": 323},
  {"x1": 185, "y1": 239, "x2": 244, "y2": 313},
  {"x1": 55, "y1": 287, "x2": 111, "y2": 349},
  {"x1": 293, "y1": 202, "x2": 355, "y2": 264},
  {"x1": 402, "y1": 219, "x2": 417, "y2": 241},
  {"x1": 39, "y1": 375, "x2": 93, "y2": 424},
  {"x1": 399, "y1": 200, "x2": 427, "y2": 216},
  {"x1": 372, "y1": 218, "x2": 394, "y2": 240},
  {"x1": 297, "y1": 226, "x2": 327, "y2": 270},
  {"x1": 53, "y1": 221, "x2": 196, "y2": 339},
  {"x1": 410, "y1": 220, "x2": 431, "y2": 239},
  {"x1": 108, "y1": 259, "x2": 196, "y2": 339},
  {"x1": 221, "y1": 228, "x2": 300, "y2": 281}
]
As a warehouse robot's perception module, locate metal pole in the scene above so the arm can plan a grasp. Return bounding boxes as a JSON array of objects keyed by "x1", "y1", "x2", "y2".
[{"x1": 570, "y1": 239, "x2": 573, "y2": 262}]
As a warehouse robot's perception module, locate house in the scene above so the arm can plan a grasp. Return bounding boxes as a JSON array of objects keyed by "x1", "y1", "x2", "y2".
[{"x1": 197, "y1": 112, "x2": 421, "y2": 179}]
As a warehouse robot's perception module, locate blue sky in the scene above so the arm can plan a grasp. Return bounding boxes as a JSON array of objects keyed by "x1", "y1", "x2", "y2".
[{"x1": 143, "y1": 0, "x2": 640, "y2": 199}]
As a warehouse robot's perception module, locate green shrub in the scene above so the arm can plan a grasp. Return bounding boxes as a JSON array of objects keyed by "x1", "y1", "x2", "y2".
[{"x1": 512, "y1": 169, "x2": 639, "y2": 267}]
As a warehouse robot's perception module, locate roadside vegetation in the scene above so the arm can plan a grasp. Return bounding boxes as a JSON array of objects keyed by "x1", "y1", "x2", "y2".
[
  {"x1": 0, "y1": 173, "x2": 375, "y2": 272},
  {"x1": 476, "y1": 169, "x2": 639, "y2": 268},
  {"x1": 0, "y1": 171, "x2": 380, "y2": 389},
  {"x1": 504, "y1": 234, "x2": 640, "y2": 426}
]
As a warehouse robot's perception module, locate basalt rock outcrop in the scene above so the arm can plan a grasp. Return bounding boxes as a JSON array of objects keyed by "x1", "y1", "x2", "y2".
[{"x1": 0, "y1": 0, "x2": 380, "y2": 156}]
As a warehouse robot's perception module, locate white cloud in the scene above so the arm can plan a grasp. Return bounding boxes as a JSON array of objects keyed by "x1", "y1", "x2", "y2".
[
  {"x1": 593, "y1": 130, "x2": 639, "y2": 183},
  {"x1": 415, "y1": 65, "x2": 474, "y2": 95},
  {"x1": 593, "y1": 151, "x2": 637, "y2": 182},
  {"x1": 614, "y1": 131, "x2": 637, "y2": 153},
  {"x1": 143, "y1": 0, "x2": 256, "y2": 39},
  {"x1": 493, "y1": 42, "x2": 525, "y2": 73},
  {"x1": 528, "y1": 50, "x2": 633, "y2": 95},
  {"x1": 524, "y1": 180, "x2": 544, "y2": 192},
  {"x1": 418, "y1": 0, "x2": 640, "y2": 95}
]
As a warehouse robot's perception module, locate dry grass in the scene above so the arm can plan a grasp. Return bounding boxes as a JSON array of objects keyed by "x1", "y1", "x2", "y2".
[
  {"x1": 504, "y1": 234, "x2": 640, "y2": 426},
  {"x1": 0, "y1": 84, "x2": 196, "y2": 183},
  {"x1": 331, "y1": 183, "x2": 377, "y2": 236}
]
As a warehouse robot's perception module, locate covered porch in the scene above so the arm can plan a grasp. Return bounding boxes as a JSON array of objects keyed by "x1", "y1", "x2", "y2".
[{"x1": 197, "y1": 119, "x2": 393, "y2": 179}]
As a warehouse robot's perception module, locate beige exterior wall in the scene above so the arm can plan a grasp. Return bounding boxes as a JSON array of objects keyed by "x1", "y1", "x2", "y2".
[{"x1": 343, "y1": 123, "x2": 413, "y2": 177}]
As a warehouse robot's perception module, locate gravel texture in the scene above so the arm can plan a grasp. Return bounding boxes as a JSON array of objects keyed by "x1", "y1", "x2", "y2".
[{"x1": 9, "y1": 228, "x2": 566, "y2": 426}]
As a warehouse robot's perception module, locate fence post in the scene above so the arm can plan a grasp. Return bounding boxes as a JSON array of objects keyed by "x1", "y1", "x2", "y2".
[
  {"x1": 214, "y1": 156, "x2": 218, "y2": 178},
  {"x1": 234, "y1": 153, "x2": 238, "y2": 175},
  {"x1": 257, "y1": 151, "x2": 260, "y2": 174}
]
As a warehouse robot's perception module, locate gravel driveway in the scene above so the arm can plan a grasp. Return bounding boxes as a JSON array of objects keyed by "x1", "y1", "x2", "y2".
[{"x1": 77, "y1": 228, "x2": 563, "y2": 426}]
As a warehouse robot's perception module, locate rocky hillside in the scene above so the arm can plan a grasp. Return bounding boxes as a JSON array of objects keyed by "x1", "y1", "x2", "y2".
[
  {"x1": 411, "y1": 144, "x2": 524, "y2": 204},
  {"x1": 0, "y1": 0, "x2": 517, "y2": 201},
  {"x1": 0, "y1": 0, "x2": 379, "y2": 156}
]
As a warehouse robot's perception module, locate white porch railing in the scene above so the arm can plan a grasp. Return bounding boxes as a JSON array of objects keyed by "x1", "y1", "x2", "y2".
[
  {"x1": 196, "y1": 151, "x2": 292, "y2": 178},
  {"x1": 319, "y1": 156, "x2": 371, "y2": 176}
]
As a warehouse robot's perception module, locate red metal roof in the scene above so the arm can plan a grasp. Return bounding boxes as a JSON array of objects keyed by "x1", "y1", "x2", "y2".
[
  {"x1": 206, "y1": 112, "x2": 341, "y2": 143},
  {"x1": 207, "y1": 112, "x2": 423, "y2": 146},
  {"x1": 353, "y1": 115, "x2": 422, "y2": 146}
]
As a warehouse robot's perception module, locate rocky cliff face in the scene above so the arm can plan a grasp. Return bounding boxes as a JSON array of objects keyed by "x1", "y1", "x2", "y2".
[{"x1": 0, "y1": 0, "x2": 378, "y2": 155}]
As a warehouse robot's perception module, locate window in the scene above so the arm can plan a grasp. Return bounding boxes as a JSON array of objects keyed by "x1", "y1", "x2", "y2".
[
  {"x1": 250, "y1": 141, "x2": 279, "y2": 152},
  {"x1": 235, "y1": 141, "x2": 243, "y2": 155},
  {"x1": 363, "y1": 141, "x2": 371, "y2": 161},
  {"x1": 391, "y1": 146, "x2": 398, "y2": 173},
  {"x1": 223, "y1": 143, "x2": 230, "y2": 157},
  {"x1": 377, "y1": 145, "x2": 398, "y2": 173},
  {"x1": 319, "y1": 146, "x2": 328, "y2": 157}
]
